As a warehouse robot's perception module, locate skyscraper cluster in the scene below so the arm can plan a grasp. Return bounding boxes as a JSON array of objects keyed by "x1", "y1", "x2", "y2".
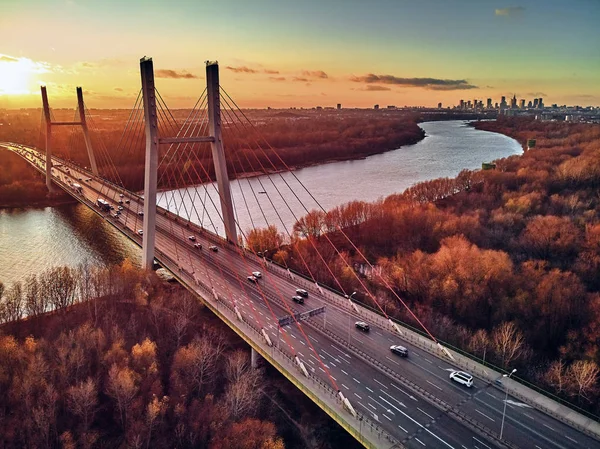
[{"x1": 455, "y1": 95, "x2": 544, "y2": 110}]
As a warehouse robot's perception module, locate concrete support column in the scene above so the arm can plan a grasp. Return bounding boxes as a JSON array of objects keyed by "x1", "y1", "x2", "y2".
[
  {"x1": 206, "y1": 61, "x2": 237, "y2": 245},
  {"x1": 251, "y1": 347, "x2": 261, "y2": 369},
  {"x1": 140, "y1": 57, "x2": 159, "y2": 270},
  {"x1": 41, "y1": 86, "x2": 54, "y2": 192},
  {"x1": 76, "y1": 87, "x2": 99, "y2": 176}
]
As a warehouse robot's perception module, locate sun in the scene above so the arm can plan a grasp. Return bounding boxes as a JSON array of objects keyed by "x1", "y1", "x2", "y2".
[{"x1": 0, "y1": 55, "x2": 50, "y2": 95}]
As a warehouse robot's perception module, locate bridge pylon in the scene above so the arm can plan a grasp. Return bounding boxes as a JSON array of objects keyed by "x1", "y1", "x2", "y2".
[
  {"x1": 139, "y1": 57, "x2": 238, "y2": 270},
  {"x1": 40, "y1": 86, "x2": 99, "y2": 191}
]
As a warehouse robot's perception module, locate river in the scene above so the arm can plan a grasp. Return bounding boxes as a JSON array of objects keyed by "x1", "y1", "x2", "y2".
[{"x1": 0, "y1": 121, "x2": 522, "y2": 287}]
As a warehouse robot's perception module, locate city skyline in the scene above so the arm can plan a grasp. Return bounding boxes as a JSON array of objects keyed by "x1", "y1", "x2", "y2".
[{"x1": 0, "y1": 0, "x2": 599, "y2": 109}]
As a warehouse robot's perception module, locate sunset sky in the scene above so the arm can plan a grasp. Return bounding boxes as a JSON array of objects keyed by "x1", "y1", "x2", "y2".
[{"x1": 0, "y1": 0, "x2": 598, "y2": 109}]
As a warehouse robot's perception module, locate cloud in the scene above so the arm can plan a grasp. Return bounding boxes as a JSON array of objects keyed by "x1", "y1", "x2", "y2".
[
  {"x1": 527, "y1": 91, "x2": 547, "y2": 97},
  {"x1": 264, "y1": 69, "x2": 279, "y2": 74},
  {"x1": 114, "y1": 87, "x2": 123, "y2": 92},
  {"x1": 292, "y1": 77, "x2": 309, "y2": 82},
  {"x1": 226, "y1": 66, "x2": 257, "y2": 74},
  {"x1": 155, "y1": 69, "x2": 199, "y2": 79},
  {"x1": 495, "y1": 6, "x2": 525, "y2": 17},
  {"x1": 361, "y1": 85, "x2": 391, "y2": 92},
  {"x1": 302, "y1": 70, "x2": 328, "y2": 79},
  {"x1": 0, "y1": 55, "x2": 19, "y2": 63},
  {"x1": 269, "y1": 76, "x2": 286, "y2": 81},
  {"x1": 350, "y1": 73, "x2": 477, "y2": 90}
]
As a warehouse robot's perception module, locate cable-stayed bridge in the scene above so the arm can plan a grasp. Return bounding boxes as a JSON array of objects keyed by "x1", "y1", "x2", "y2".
[{"x1": 2, "y1": 57, "x2": 600, "y2": 449}]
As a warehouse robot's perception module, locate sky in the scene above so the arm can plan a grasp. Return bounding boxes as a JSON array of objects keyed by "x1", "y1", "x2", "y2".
[{"x1": 0, "y1": 0, "x2": 599, "y2": 109}]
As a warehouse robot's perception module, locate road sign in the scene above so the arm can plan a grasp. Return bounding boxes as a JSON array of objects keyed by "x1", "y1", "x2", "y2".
[{"x1": 278, "y1": 306, "x2": 325, "y2": 327}]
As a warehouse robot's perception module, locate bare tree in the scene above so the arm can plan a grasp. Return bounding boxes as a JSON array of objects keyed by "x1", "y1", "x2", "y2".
[
  {"x1": 469, "y1": 329, "x2": 490, "y2": 364},
  {"x1": 67, "y1": 378, "x2": 98, "y2": 433},
  {"x1": 223, "y1": 350, "x2": 263, "y2": 420},
  {"x1": 24, "y1": 274, "x2": 46, "y2": 318},
  {"x1": 491, "y1": 321, "x2": 529, "y2": 368},
  {"x1": 543, "y1": 360, "x2": 566, "y2": 394},
  {"x1": 105, "y1": 363, "x2": 138, "y2": 428},
  {"x1": 2, "y1": 282, "x2": 23, "y2": 323},
  {"x1": 567, "y1": 360, "x2": 599, "y2": 402},
  {"x1": 171, "y1": 337, "x2": 221, "y2": 396}
]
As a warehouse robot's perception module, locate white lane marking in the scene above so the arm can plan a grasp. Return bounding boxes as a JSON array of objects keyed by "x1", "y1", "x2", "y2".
[
  {"x1": 307, "y1": 359, "x2": 315, "y2": 365},
  {"x1": 373, "y1": 379, "x2": 388, "y2": 389},
  {"x1": 422, "y1": 357, "x2": 433, "y2": 364},
  {"x1": 322, "y1": 350, "x2": 341, "y2": 363},
  {"x1": 380, "y1": 389, "x2": 407, "y2": 409},
  {"x1": 376, "y1": 331, "x2": 384, "y2": 336},
  {"x1": 524, "y1": 413, "x2": 535, "y2": 420},
  {"x1": 299, "y1": 340, "x2": 306, "y2": 345},
  {"x1": 331, "y1": 345, "x2": 351, "y2": 359},
  {"x1": 391, "y1": 383, "x2": 418, "y2": 401},
  {"x1": 368, "y1": 396, "x2": 395, "y2": 415},
  {"x1": 564, "y1": 435, "x2": 577, "y2": 443},
  {"x1": 535, "y1": 446, "x2": 542, "y2": 449},
  {"x1": 486, "y1": 392, "x2": 497, "y2": 399},
  {"x1": 379, "y1": 395, "x2": 404, "y2": 414},
  {"x1": 291, "y1": 334, "x2": 297, "y2": 339},
  {"x1": 330, "y1": 362, "x2": 336, "y2": 368},
  {"x1": 331, "y1": 375, "x2": 337, "y2": 381},
  {"x1": 354, "y1": 393, "x2": 362, "y2": 400},
  {"x1": 475, "y1": 409, "x2": 495, "y2": 422},
  {"x1": 398, "y1": 425, "x2": 408, "y2": 433},
  {"x1": 341, "y1": 369, "x2": 348, "y2": 375},
  {"x1": 543, "y1": 424, "x2": 556, "y2": 432},
  {"x1": 368, "y1": 403, "x2": 376, "y2": 410},
  {"x1": 309, "y1": 335, "x2": 319, "y2": 343},
  {"x1": 415, "y1": 438, "x2": 426, "y2": 446},
  {"x1": 319, "y1": 367, "x2": 325, "y2": 373},
  {"x1": 426, "y1": 380, "x2": 442, "y2": 391},
  {"x1": 342, "y1": 384, "x2": 349, "y2": 390},
  {"x1": 473, "y1": 437, "x2": 491, "y2": 449},
  {"x1": 417, "y1": 407, "x2": 435, "y2": 420},
  {"x1": 385, "y1": 356, "x2": 400, "y2": 366},
  {"x1": 353, "y1": 377, "x2": 361, "y2": 384}
]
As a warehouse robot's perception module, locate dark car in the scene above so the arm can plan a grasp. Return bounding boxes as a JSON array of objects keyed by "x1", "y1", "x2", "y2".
[
  {"x1": 390, "y1": 345, "x2": 408, "y2": 357},
  {"x1": 209, "y1": 245, "x2": 218, "y2": 252},
  {"x1": 292, "y1": 295, "x2": 304, "y2": 304},
  {"x1": 247, "y1": 275, "x2": 258, "y2": 283},
  {"x1": 355, "y1": 321, "x2": 370, "y2": 332}
]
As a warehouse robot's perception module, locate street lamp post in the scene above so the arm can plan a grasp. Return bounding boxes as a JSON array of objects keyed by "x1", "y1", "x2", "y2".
[
  {"x1": 500, "y1": 368, "x2": 517, "y2": 440},
  {"x1": 346, "y1": 291, "x2": 357, "y2": 343}
]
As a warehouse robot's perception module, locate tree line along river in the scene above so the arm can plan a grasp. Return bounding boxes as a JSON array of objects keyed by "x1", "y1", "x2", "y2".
[{"x1": 0, "y1": 120, "x2": 522, "y2": 287}]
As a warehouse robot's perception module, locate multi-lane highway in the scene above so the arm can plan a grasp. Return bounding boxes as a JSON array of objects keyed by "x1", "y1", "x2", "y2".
[{"x1": 4, "y1": 143, "x2": 600, "y2": 449}]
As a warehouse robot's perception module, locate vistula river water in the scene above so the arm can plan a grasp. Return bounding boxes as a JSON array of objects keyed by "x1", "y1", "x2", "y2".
[{"x1": 0, "y1": 121, "x2": 522, "y2": 287}]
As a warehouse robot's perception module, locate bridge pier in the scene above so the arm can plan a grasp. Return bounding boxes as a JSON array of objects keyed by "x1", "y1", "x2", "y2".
[{"x1": 251, "y1": 347, "x2": 261, "y2": 369}]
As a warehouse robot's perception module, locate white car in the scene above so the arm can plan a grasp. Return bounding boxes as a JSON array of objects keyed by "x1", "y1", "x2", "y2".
[
  {"x1": 188, "y1": 235, "x2": 196, "y2": 241},
  {"x1": 252, "y1": 271, "x2": 262, "y2": 278},
  {"x1": 137, "y1": 229, "x2": 143, "y2": 236},
  {"x1": 449, "y1": 371, "x2": 473, "y2": 388}
]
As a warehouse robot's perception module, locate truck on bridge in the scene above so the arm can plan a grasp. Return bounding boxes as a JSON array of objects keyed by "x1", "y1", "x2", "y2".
[{"x1": 96, "y1": 198, "x2": 111, "y2": 211}]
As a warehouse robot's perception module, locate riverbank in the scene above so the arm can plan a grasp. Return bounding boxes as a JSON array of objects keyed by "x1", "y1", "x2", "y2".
[{"x1": 0, "y1": 149, "x2": 75, "y2": 208}]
